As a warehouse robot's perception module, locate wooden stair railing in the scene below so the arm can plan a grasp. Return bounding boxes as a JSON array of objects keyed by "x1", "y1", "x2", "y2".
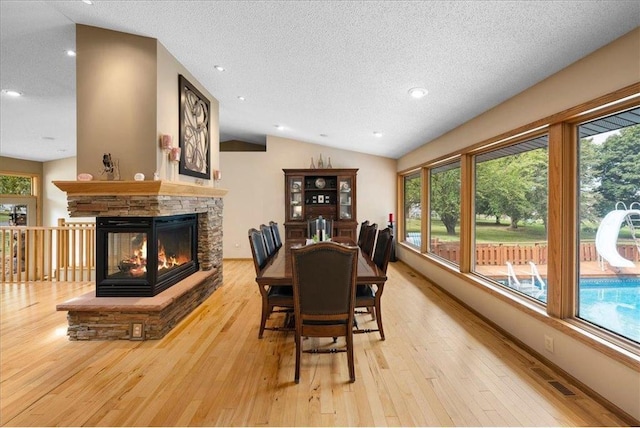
[{"x1": 1, "y1": 219, "x2": 95, "y2": 283}]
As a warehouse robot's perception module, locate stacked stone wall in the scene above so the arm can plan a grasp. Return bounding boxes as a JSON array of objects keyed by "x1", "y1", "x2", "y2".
[{"x1": 60, "y1": 193, "x2": 224, "y2": 340}]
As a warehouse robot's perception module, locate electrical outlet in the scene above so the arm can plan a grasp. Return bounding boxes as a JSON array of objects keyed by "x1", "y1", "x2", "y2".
[
  {"x1": 130, "y1": 322, "x2": 144, "y2": 340},
  {"x1": 544, "y1": 334, "x2": 554, "y2": 353}
]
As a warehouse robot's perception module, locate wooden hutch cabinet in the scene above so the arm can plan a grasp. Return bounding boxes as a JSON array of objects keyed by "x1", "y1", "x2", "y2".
[{"x1": 283, "y1": 168, "x2": 358, "y2": 240}]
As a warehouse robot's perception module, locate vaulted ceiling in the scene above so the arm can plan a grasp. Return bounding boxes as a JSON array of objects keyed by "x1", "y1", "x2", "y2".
[{"x1": 1, "y1": 1, "x2": 638, "y2": 162}]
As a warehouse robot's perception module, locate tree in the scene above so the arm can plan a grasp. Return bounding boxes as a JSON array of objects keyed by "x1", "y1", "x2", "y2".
[
  {"x1": 475, "y1": 160, "x2": 504, "y2": 224},
  {"x1": 475, "y1": 148, "x2": 547, "y2": 230},
  {"x1": 431, "y1": 167, "x2": 460, "y2": 235},
  {"x1": 0, "y1": 175, "x2": 31, "y2": 195},
  {"x1": 578, "y1": 136, "x2": 603, "y2": 225},
  {"x1": 594, "y1": 125, "x2": 640, "y2": 215},
  {"x1": 404, "y1": 173, "x2": 421, "y2": 219}
]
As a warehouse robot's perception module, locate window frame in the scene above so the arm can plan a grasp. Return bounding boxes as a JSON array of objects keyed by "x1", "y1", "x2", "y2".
[
  {"x1": 396, "y1": 86, "x2": 640, "y2": 365},
  {"x1": 400, "y1": 169, "x2": 423, "y2": 250},
  {"x1": 0, "y1": 171, "x2": 41, "y2": 226},
  {"x1": 469, "y1": 131, "x2": 550, "y2": 304},
  {"x1": 427, "y1": 158, "x2": 462, "y2": 267}
]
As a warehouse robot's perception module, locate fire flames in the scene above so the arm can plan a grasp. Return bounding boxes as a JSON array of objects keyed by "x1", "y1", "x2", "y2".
[{"x1": 118, "y1": 234, "x2": 189, "y2": 277}]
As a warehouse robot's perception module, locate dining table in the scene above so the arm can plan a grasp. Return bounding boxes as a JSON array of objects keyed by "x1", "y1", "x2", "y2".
[{"x1": 255, "y1": 236, "x2": 387, "y2": 287}]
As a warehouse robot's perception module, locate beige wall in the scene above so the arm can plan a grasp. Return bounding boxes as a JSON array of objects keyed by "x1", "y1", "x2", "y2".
[
  {"x1": 157, "y1": 43, "x2": 219, "y2": 183},
  {"x1": 0, "y1": 156, "x2": 43, "y2": 176},
  {"x1": 396, "y1": 27, "x2": 640, "y2": 420},
  {"x1": 76, "y1": 25, "x2": 219, "y2": 184},
  {"x1": 76, "y1": 25, "x2": 157, "y2": 181},
  {"x1": 42, "y1": 157, "x2": 92, "y2": 226},
  {"x1": 221, "y1": 135, "x2": 396, "y2": 258}
]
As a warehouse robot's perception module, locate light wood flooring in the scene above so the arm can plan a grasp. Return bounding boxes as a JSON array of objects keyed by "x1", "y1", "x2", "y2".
[{"x1": 0, "y1": 260, "x2": 631, "y2": 426}]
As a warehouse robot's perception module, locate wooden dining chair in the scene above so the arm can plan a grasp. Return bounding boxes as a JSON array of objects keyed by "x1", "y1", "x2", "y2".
[
  {"x1": 359, "y1": 222, "x2": 377, "y2": 258},
  {"x1": 355, "y1": 227, "x2": 393, "y2": 340},
  {"x1": 248, "y1": 228, "x2": 293, "y2": 338},
  {"x1": 291, "y1": 241, "x2": 358, "y2": 383},
  {"x1": 357, "y1": 220, "x2": 370, "y2": 247},
  {"x1": 269, "y1": 220, "x2": 283, "y2": 249},
  {"x1": 260, "y1": 223, "x2": 277, "y2": 256}
]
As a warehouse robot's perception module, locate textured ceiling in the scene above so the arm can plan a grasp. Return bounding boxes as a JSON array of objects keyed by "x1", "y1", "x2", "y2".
[{"x1": 1, "y1": 1, "x2": 639, "y2": 162}]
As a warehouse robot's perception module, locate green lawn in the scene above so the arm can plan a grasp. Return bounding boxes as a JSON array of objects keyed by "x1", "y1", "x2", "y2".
[{"x1": 405, "y1": 216, "x2": 635, "y2": 244}]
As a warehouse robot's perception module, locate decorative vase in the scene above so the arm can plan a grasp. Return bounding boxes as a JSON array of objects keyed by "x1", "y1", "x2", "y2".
[
  {"x1": 317, "y1": 154, "x2": 324, "y2": 168},
  {"x1": 310, "y1": 157, "x2": 316, "y2": 169},
  {"x1": 327, "y1": 157, "x2": 332, "y2": 168}
]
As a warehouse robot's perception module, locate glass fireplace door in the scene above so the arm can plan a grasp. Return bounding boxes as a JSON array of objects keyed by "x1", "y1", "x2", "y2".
[{"x1": 107, "y1": 231, "x2": 149, "y2": 279}]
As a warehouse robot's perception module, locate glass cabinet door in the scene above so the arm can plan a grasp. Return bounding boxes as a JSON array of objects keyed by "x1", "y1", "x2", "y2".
[
  {"x1": 338, "y1": 177, "x2": 352, "y2": 220},
  {"x1": 289, "y1": 177, "x2": 303, "y2": 221}
]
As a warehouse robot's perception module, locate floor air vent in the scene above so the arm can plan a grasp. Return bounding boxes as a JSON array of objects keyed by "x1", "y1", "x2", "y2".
[{"x1": 549, "y1": 380, "x2": 576, "y2": 396}]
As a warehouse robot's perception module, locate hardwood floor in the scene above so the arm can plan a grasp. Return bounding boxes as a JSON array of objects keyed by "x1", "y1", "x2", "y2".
[{"x1": 0, "y1": 260, "x2": 630, "y2": 426}]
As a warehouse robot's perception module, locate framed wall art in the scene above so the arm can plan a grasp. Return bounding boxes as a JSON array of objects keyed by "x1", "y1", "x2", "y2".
[{"x1": 178, "y1": 74, "x2": 211, "y2": 179}]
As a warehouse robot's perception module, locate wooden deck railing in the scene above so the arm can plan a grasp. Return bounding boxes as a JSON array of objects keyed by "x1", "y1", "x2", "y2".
[
  {"x1": 1, "y1": 219, "x2": 95, "y2": 283},
  {"x1": 430, "y1": 240, "x2": 638, "y2": 266},
  {"x1": 404, "y1": 234, "x2": 639, "y2": 266}
]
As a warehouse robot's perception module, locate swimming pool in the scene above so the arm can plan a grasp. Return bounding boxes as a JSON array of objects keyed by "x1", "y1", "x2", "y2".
[
  {"x1": 497, "y1": 276, "x2": 639, "y2": 343},
  {"x1": 578, "y1": 277, "x2": 640, "y2": 343}
]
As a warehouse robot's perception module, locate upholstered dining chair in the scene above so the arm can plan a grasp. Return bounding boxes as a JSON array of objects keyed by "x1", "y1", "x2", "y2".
[
  {"x1": 248, "y1": 228, "x2": 293, "y2": 338},
  {"x1": 260, "y1": 223, "x2": 277, "y2": 256},
  {"x1": 291, "y1": 241, "x2": 358, "y2": 383},
  {"x1": 269, "y1": 220, "x2": 283, "y2": 249},
  {"x1": 357, "y1": 220, "x2": 370, "y2": 247},
  {"x1": 359, "y1": 222, "x2": 377, "y2": 259},
  {"x1": 355, "y1": 227, "x2": 393, "y2": 340}
]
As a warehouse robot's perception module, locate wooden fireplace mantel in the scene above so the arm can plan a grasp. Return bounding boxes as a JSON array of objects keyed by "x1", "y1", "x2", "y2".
[{"x1": 53, "y1": 180, "x2": 228, "y2": 198}]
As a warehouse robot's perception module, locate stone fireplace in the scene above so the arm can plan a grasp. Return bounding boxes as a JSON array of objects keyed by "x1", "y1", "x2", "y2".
[
  {"x1": 54, "y1": 180, "x2": 227, "y2": 340},
  {"x1": 96, "y1": 214, "x2": 199, "y2": 297}
]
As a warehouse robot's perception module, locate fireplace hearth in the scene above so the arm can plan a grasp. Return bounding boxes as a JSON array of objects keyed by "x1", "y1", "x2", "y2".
[{"x1": 96, "y1": 214, "x2": 199, "y2": 297}]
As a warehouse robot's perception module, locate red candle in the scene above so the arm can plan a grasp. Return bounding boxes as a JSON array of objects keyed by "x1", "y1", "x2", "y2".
[{"x1": 389, "y1": 213, "x2": 393, "y2": 222}]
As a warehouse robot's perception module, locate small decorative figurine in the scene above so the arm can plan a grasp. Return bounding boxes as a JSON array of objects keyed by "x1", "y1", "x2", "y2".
[{"x1": 100, "y1": 153, "x2": 120, "y2": 181}]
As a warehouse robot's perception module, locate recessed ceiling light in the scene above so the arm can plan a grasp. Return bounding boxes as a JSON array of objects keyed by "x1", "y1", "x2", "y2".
[
  {"x1": 275, "y1": 125, "x2": 285, "y2": 131},
  {"x1": 82, "y1": 0, "x2": 93, "y2": 4},
  {"x1": 214, "y1": 65, "x2": 225, "y2": 72},
  {"x1": 320, "y1": 134, "x2": 328, "y2": 137},
  {"x1": 373, "y1": 131, "x2": 383, "y2": 138},
  {"x1": 237, "y1": 96, "x2": 245, "y2": 101},
  {"x1": 42, "y1": 136, "x2": 56, "y2": 141},
  {"x1": 57, "y1": 149, "x2": 67, "y2": 153},
  {"x1": 66, "y1": 50, "x2": 76, "y2": 57},
  {"x1": 408, "y1": 87, "x2": 428, "y2": 99},
  {"x1": 2, "y1": 89, "x2": 22, "y2": 97}
]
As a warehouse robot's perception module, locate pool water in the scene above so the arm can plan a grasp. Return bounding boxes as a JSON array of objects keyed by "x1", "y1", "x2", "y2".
[
  {"x1": 498, "y1": 276, "x2": 640, "y2": 343},
  {"x1": 578, "y1": 277, "x2": 640, "y2": 343}
]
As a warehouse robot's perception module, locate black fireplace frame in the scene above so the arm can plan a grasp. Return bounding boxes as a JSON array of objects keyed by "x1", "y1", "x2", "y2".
[{"x1": 96, "y1": 214, "x2": 199, "y2": 297}]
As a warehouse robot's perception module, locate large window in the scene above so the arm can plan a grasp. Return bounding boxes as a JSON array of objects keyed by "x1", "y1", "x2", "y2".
[
  {"x1": 473, "y1": 135, "x2": 549, "y2": 302},
  {"x1": 429, "y1": 162, "x2": 460, "y2": 265},
  {"x1": 403, "y1": 172, "x2": 422, "y2": 247},
  {"x1": 577, "y1": 107, "x2": 640, "y2": 343},
  {"x1": 0, "y1": 174, "x2": 35, "y2": 226}
]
